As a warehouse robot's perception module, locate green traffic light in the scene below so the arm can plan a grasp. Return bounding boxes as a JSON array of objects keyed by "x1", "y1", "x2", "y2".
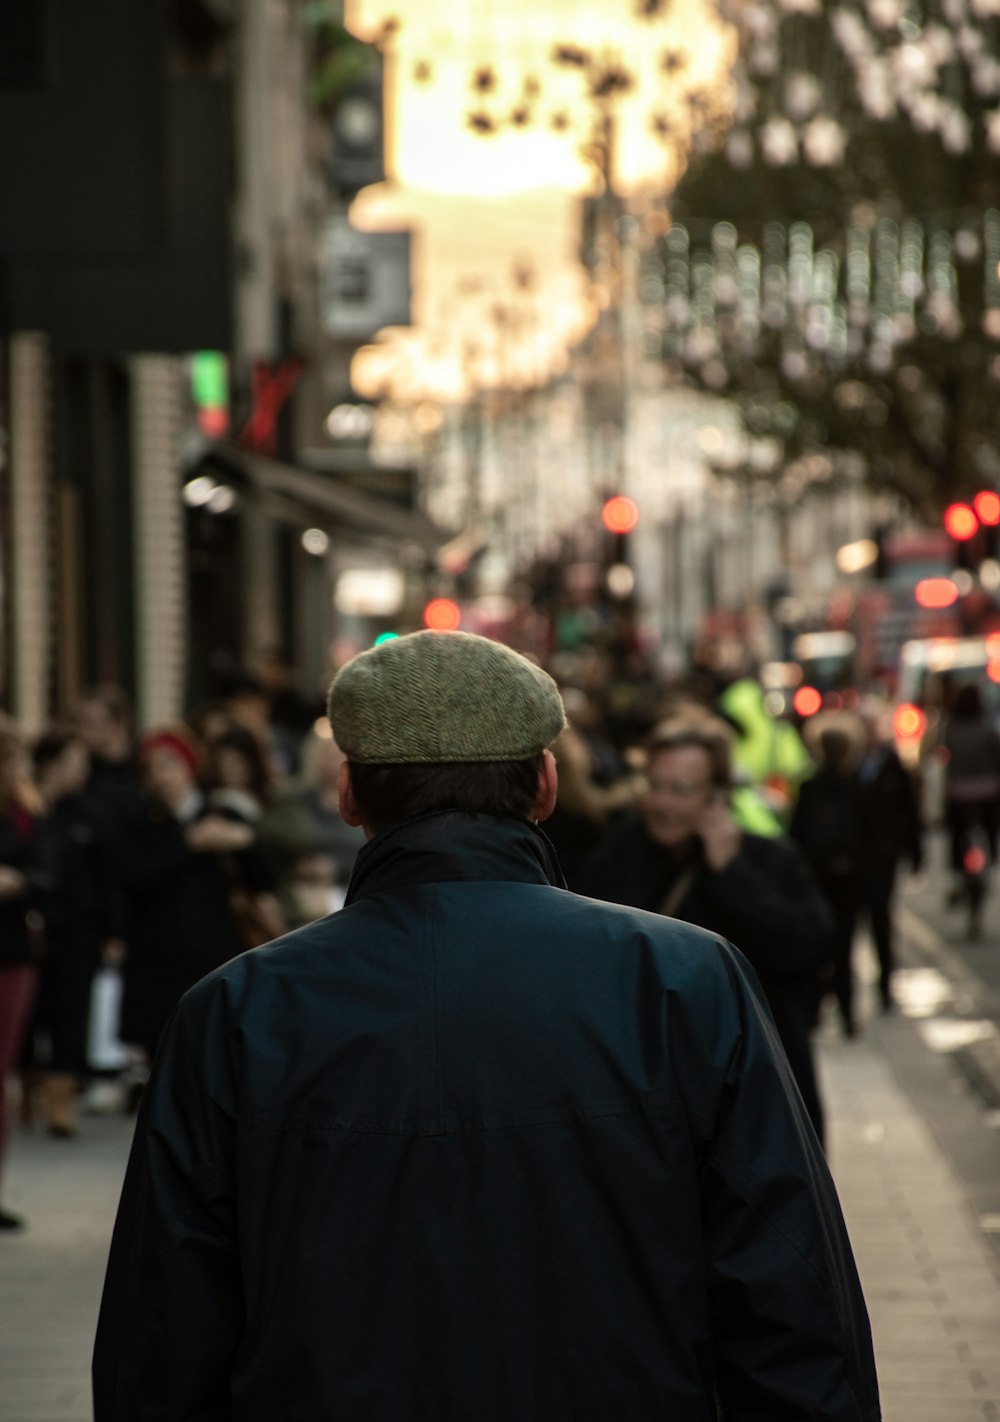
[{"x1": 374, "y1": 632, "x2": 400, "y2": 647}]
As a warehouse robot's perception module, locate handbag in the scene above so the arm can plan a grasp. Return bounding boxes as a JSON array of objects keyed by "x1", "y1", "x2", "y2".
[{"x1": 87, "y1": 966, "x2": 130, "y2": 1071}]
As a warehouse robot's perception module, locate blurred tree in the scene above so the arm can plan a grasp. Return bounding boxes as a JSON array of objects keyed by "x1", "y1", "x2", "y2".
[{"x1": 661, "y1": 0, "x2": 1000, "y2": 520}]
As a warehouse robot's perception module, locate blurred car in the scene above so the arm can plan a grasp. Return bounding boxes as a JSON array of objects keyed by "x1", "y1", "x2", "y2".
[{"x1": 893, "y1": 634, "x2": 1000, "y2": 818}]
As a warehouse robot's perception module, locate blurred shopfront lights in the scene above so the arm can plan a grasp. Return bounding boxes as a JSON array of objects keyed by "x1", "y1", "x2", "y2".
[
  {"x1": 302, "y1": 528, "x2": 330, "y2": 556},
  {"x1": 605, "y1": 563, "x2": 636, "y2": 599},
  {"x1": 326, "y1": 403, "x2": 375, "y2": 441},
  {"x1": 190, "y1": 351, "x2": 229, "y2": 439},
  {"x1": 183, "y1": 475, "x2": 217, "y2": 507},
  {"x1": 336, "y1": 567, "x2": 404, "y2": 616},
  {"x1": 183, "y1": 475, "x2": 237, "y2": 514},
  {"x1": 835, "y1": 538, "x2": 878, "y2": 575},
  {"x1": 207, "y1": 486, "x2": 236, "y2": 514},
  {"x1": 981, "y1": 559, "x2": 1000, "y2": 591}
]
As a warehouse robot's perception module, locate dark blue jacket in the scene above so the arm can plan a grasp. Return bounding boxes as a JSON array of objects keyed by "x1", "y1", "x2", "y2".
[
  {"x1": 94, "y1": 812, "x2": 879, "y2": 1421},
  {"x1": 585, "y1": 819, "x2": 833, "y2": 1144}
]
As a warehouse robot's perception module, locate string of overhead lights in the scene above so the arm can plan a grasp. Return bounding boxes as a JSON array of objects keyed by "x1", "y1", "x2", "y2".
[{"x1": 652, "y1": 210, "x2": 1000, "y2": 389}]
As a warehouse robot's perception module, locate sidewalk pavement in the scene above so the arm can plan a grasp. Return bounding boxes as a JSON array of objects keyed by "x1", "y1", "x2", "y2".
[
  {"x1": 821, "y1": 1010, "x2": 1000, "y2": 1422},
  {"x1": 893, "y1": 835, "x2": 1000, "y2": 1112},
  {"x1": 2, "y1": 998, "x2": 1000, "y2": 1419}
]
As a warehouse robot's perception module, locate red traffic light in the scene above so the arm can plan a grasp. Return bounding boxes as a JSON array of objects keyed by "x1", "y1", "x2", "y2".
[
  {"x1": 423, "y1": 597, "x2": 461, "y2": 631},
  {"x1": 793, "y1": 686, "x2": 823, "y2": 718},
  {"x1": 914, "y1": 577, "x2": 959, "y2": 609},
  {"x1": 975, "y1": 490, "x2": 1000, "y2": 526},
  {"x1": 944, "y1": 502, "x2": 979, "y2": 540},
  {"x1": 601, "y1": 496, "x2": 640, "y2": 535}
]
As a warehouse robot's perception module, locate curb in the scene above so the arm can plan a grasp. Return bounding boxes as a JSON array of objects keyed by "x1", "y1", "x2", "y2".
[
  {"x1": 896, "y1": 904, "x2": 1000, "y2": 1113},
  {"x1": 952, "y1": 1036, "x2": 1000, "y2": 1113}
]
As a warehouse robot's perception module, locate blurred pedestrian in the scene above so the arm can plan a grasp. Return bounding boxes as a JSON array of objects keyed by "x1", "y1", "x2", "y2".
[
  {"x1": 75, "y1": 686, "x2": 144, "y2": 829},
  {"x1": 718, "y1": 675, "x2": 813, "y2": 824},
  {"x1": 254, "y1": 646, "x2": 318, "y2": 771},
  {"x1": 222, "y1": 670, "x2": 298, "y2": 779},
  {"x1": 0, "y1": 720, "x2": 46, "y2": 1229},
  {"x1": 587, "y1": 714, "x2": 833, "y2": 1144},
  {"x1": 207, "y1": 723, "x2": 274, "y2": 827},
  {"x1": 74, "y1": 684, "x2": 143, "y2": 997},
  {"x1": 95, "y1": 632, "x2": 878, "y2": 1419},
  {"x1": 942, "y1": 682, "x2": 1000, "y2": 883},
  {"x1": 791, "y1": 725, "x2": 864, "y2": 1037},
  {"x1": 205, "y1": 724, "x2": 288, "y2": 944},
  {"x1": 544, "y1": 687, "x2": 645, "y2": 891},
  {"x1": 857, "y1": 701, "x2": 923, "y2": 1012},
  {"x1": 115, "y1": 728, "x2": 262, "y2": 1063},
  {"x1": 185, "y1": 699, "x2": 235, "y2": 754},
  {"x1": 28, "y1": 730, "x2": 116, "y2": 1136},
  {"x1": 267, "y1": 728, "x2": 365, "y2": 925}
]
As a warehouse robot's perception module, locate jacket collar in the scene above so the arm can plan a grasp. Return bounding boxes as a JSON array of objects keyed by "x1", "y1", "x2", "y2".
[{"x1": 344, "y1": 811, "x2": 566, "y2": 906}]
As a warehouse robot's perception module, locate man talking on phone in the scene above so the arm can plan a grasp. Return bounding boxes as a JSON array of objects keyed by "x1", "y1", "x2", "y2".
[{"x1": 588, "y1": 714, "x2": 832, "y2": 1144}]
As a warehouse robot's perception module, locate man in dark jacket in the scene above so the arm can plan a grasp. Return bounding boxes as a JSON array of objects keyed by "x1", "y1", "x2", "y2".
[
  {"x1": 587, "y1": 714, "x2": 833, "y2": 1144},
  {"x1": 93, "y1": 632, "x2": 878, "y2": 1422},
  {"x1": 857, "y1": 705, "x2": 922, "y2": 1010}
]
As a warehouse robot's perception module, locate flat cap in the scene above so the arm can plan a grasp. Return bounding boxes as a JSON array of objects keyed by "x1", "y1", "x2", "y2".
[{"x1": 328, "y1": 630, "x2": 567, "y2": 764}]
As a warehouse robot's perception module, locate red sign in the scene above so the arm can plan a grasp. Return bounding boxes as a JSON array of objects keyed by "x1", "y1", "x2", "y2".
[{"x1": 239, "y1": 358, "x2": 304, "y2": 456}]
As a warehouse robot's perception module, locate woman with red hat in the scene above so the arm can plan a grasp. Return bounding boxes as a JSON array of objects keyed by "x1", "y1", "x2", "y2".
[{"x1": 116, "y1": 728, "x2": 280, "y2": 1068}]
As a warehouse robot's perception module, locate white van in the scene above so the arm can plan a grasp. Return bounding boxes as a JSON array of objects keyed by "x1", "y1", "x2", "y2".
[{"x1": 894, "y1": 637, "x2": 1000, "y2": 817}]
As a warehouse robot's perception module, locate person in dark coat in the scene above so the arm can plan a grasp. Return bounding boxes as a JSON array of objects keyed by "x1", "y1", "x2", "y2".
[
  {"x1": 791, "y1": 726, "x2": 865, "y2": 1038},
  {"x1": 587, "y1": 714, "x2": 833, "y2": 1144},
  {"x1": 941, "y1": 681, "x2": 1000, "y2": 872},
  {"x1": 856, "y1": 704, "x2": 922, "y2": 1011},
  {"x1": 94, "y1": 632, "x2": 879, "y2": 1422},
  {"x1": 74, "y1": 685, "x2": 146, "y2": 994},
  {"x1": 116, "y1": 728, "x2": 270, "y2": 1061},
  {"x1": 28, "y1": 730, "x2": 118, "y2": 1135},
  {"x1": 75, "y1": 685, "x2": 146, "y2": 838},
  {"x1": 0, "y1": 719, "x2": 47, "y2": 1230}
]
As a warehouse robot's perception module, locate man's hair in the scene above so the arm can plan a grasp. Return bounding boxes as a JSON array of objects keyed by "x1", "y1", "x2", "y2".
[
  {"x1": 348, "y1": 756, "x2": 543, "y2": 834},
  {"x1": 646, "y1": 716, "x2": 733, "y2": 789}
]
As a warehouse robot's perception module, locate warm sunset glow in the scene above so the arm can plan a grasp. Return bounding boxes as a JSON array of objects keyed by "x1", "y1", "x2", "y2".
[{"x1": 344, "y1": 0, "x2": 735, "y2": 401}]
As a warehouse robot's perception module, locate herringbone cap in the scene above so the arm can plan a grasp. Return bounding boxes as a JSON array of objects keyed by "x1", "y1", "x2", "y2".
[{"x1": 328, "y1": 630, "x2": 567, "y2": 764}]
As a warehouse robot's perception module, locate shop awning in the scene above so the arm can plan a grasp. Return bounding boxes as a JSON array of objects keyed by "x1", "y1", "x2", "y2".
[{"x1": 207, "y1": 445, "x2": 449, "y2": 553}]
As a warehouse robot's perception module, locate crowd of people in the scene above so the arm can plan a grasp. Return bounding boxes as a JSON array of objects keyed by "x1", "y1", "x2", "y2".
[
  {"x1": 0, "y1": 676, "x2": 364, "y2": 1228},
  {"x1": 546, "y1": 673, "x2": 924, "y2": 1148},
  {"x1": 1, "y1": 641, "x2": 991, "y2": 1233}
]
